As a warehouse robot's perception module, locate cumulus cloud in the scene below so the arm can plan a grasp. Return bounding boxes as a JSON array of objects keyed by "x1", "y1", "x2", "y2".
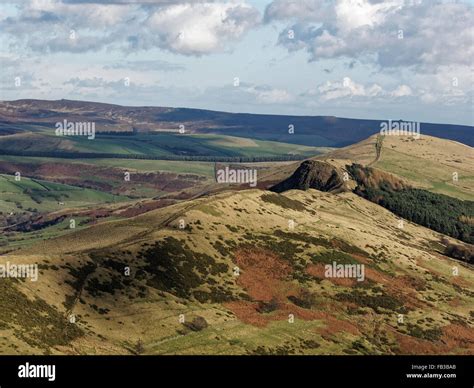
[
  {"x1": 313, "y1": 77, "x2": 380, "y2": 101},
  {"x1": 2, "y1": 0, "x2": 472, "y2": 123},
  {"x1": 414, "y1": 65, "x2": 473, "y2": 106},
  {"x1": 301, "y1": 72, "x2": 470, "y2": 114},
  {"x1": 264, "y1": 0, "x2": 334, "y2": 23},
  {"x1": 142, "y1": 2, "x2": 260, "y2": 55},
  {"x1": 266, "y1": 0, "x2": 474, "y2": 70},
  {"x1": 1, "y1": 0, "x2": 260, "y2": 55},
  {"x1": 252, "y1": 86, "x2": 293, "y2": 104},
  {"x1": 264, "y1": 0, "x2": 473, "y2": 111},
  {"x1": 391, "y1": 84, "x2": 412, "y2": 97},
  {"x1": 306, "y1": 77, "x2": 415, "y2": 103}
]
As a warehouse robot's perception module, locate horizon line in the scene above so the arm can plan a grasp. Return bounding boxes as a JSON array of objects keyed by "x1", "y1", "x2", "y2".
[{"x1": 2, "y1": 98, "x2": 473, "y2": 128}]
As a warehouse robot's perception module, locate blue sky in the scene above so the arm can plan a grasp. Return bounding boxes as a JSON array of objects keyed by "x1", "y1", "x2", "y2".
[{"x1": 1, "y1": 0, "x2": 473, "y2": 125}]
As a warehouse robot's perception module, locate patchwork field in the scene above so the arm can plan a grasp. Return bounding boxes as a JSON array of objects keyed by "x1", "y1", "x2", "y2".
[
  {"x1": 0, "y1": 127, "x2": 329, "y2": 160},
  {"x1": 0, "y1": 173, "x2": 124, "y2": 215},
  {"x1": 0, "y1": 157, "x2": 213, "y2": 198}
]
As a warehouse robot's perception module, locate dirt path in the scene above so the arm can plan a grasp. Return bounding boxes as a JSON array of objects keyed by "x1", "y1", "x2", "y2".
[{"x1": 368, "y1": 134, "x2": 384, "y2": 166}]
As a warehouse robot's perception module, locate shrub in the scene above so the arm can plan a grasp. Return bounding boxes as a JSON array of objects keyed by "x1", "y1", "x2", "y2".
[
  {"x1": 444, "y1": 242, "x2": 474, "y2": 264},
  {"x1": 184, "y1": 316, "x2": 208, "y2": 332},
  {"x1": 287, "y1": 289, "x2": 315, "y2": 309},
  {"x1": 260, "y1": 193, "x2": 306, "y2": 211},
  {"x1": 256, "y1": 298, "x2": 279, "y2": 313}
]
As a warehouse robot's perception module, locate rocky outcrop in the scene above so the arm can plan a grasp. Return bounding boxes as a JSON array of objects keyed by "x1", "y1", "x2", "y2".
[{"x1": 270, "y1": 160, "x2": 348, "y2": 193}]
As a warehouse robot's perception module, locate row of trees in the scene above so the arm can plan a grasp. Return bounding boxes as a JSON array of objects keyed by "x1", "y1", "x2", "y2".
[{"x1": 0, "y1": 149, "x2": 306, "y2": 163}]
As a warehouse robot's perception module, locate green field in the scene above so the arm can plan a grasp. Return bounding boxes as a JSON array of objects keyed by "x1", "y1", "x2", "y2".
[
  {"x1": 0, "y1": 174, "x2": 126, "y2": 214},
  {"x1": 0, "y1": 128, "x2": 328, "y2": 159},
  {"x1": 374, "y1": 148, "x2": 474, "y2": 200},
  {"x1": 0, "y1": 216, "x2": 91, "y2": 251},
  {"x1": 0, "y1": 155, "x2": 216, "y2": 178}
]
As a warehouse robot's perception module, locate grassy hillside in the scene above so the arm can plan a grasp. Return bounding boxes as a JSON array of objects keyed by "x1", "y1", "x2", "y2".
[
  {"x1": 260, "y1": 134, "x2": 474, "y2": 201},
  {"x1": 0, "y1": 116, "x2": 472, "y2": 356},
  {"x1": 2, "y1": 99, "x2": 473, "y2": 147},
  {"x1": 373, "y1": 136, "x2": 474, "y2": 200},
  {"x1": 0, "y1": 155, "x2": 214, "y2": 200},
  {"x1": 0, "y1": 174, "x2": 124, "y2": 215},
  {"x1": 0, "y1": 173, "x2": 130, "y2": 251},
  {"x1": 0, "y1": 128, "x2": 328, "y2": 160},
  {"x1": 347, "y1": 164, "x2": 474, "y2": 244},
  {"x1": 1, "y1": 189, "x2": 472, "y2": 355},
  {"x1": 0, "y1": 155, "x2": 215, "y2": 177}
]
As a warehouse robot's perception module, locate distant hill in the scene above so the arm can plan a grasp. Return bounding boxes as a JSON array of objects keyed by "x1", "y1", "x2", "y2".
[
  {"x1": 258, "y1": 134, "x2": 474, "y2": 200},
  {"x1": 1, "y1": 99, "x2": 473, "y2": 147},
  {"x1": 263, "y1": 134, "x2": 473, "y2": 245},
  {"x1": 320, "y1": 134, "x2": 474, "y2": 200}
]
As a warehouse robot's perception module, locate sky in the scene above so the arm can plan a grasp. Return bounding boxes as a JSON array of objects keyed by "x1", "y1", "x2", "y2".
[{"x1": 0, "y1": 0, "x2": 473, "y2": 125}]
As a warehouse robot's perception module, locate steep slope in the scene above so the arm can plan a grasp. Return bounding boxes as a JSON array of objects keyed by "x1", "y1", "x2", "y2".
[
  {"x1": 1, "y1": 189, "x2": 472, "y2": 355},
  {"x1": 347, "y1": 164, "x2": 473, "y2": 245},
  {"x1": 270, "y1": 160, "x2": 349, "y2": 193},
  {"x1": 259, "y1": 134, "x2": 474, "y2": 201},
  {"x1": 263, "y1": 135, "x2": 473, "y2": 245},
  {"x1": 321, "y1": 134, "x2": 474, "y2": 200}
]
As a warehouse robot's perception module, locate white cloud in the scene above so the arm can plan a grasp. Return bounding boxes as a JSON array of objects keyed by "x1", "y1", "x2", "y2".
[
  {"x1": 254, "y1": 87, "x2": 293, "y2": 104},
  {"x1": 334, "y1": 0, "x2": 403, "y2": 31},
  {"x1": 314, "y1": 77, "x2": 383, "y2": 101},
  {"x1": 306, "y1": 77, "x2": 421, "y2": 103},
  {"x1": 267, "y1": 0, "x2": 474, "y2": 70},
  {"x1": 303, "y1": 73, "x2": 472, "y2": 112},
  {"x1": 391, "y1": 84, "x2": 412, "y2": 97},
  {"x1": 144, "y1": 2, "x2": 260, "y2": 55},
  {"x1": 1, "y1": 0, "x2": 260, "y2": 55},
  {"x1": 264, "y1": 0, "x2": 334, "y2": 23},
  {"x1": 265, "y1": 0, "x2": 473, "y2": 112},
  {"x1": 2, "y1": 0, "x2": 472, "y2": 124}
]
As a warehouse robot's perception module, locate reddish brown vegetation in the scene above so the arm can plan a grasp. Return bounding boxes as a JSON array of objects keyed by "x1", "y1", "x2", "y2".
[
  {"x1": 0, "y1": 161, "x2": 206, "y2": 195},
  {"x1": 233, "y1": 247, "x2": 294, "y2": 302},
  {"x1": 441, "y1": 323, "x2": 474, "y2": 352},
  {"x1": 306, "y1": 263, "x2": 357, "y2": 287},
  {"x1": 225, "y1": 247, "x2": 363, "y2": 338},
  {"x1": 224, "y1": 247, "x2": 325, "y2": 327}
]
